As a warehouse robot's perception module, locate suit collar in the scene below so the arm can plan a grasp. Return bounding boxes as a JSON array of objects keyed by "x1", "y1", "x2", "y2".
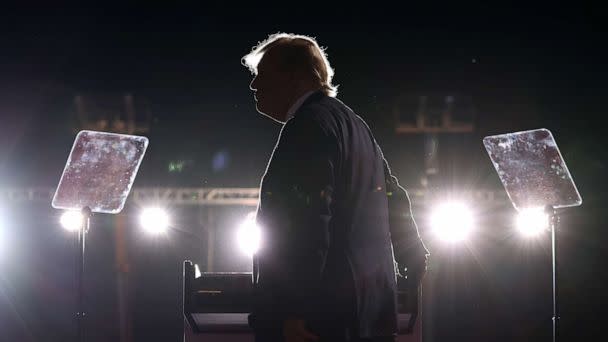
[
  {"x1": 300, "y1": 89, "x2": 326, "y2": 107},
  {"x1": 285, "y1": 90, "x2": 317, "y2": 121},
  {"x1": 285, "y1": 89, "x2": 327, "y2": 122}
]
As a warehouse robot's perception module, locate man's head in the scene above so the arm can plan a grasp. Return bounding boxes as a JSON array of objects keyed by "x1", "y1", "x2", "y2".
[{"x1": 242, "y1": 33, "x2": 338, "y2": 123}]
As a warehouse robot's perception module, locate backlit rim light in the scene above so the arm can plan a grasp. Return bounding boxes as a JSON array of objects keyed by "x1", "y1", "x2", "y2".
[
  {"x1": 431, "y1": 202, "x2": 474, "y2": 243},
  {"x1": 139, "y1": 208, "x2": 169, "y2": 234},
  {"x1": 516, "y1": 207, "x2": 549, "y2": 237},
  {"x1": 60, "y1": 210, "x2": 84, "y2": 232}
]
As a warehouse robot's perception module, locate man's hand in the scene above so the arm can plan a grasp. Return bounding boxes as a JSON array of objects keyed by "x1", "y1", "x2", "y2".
[{"x1": 283, "y1": 318, "x2": 319, "y2": 342}]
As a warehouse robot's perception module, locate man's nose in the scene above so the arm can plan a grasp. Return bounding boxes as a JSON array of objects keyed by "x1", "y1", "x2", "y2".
[{"x1": 249, "y1": 77, "x2": 257, "y2": 91}]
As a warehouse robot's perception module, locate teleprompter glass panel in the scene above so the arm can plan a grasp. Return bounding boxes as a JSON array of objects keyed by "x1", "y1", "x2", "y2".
[
  {"x1": 483, "y1": 128, "x2": 582, "y2": 211},
  {"x1": 52, "y1": 130, "x2": 149, "y2": 214}
]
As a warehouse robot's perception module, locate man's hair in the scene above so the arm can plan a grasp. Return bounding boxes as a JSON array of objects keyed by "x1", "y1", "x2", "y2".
[{"x1": 241, "y1": 32, "x2": 338, "y2": 97}]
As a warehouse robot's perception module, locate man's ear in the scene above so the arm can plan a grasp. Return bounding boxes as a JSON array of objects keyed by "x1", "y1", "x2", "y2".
[
  {"x1": 288, "y1": 69, "x2": 299, "y2": 82},
  {"x1": 288, "y1": 69, "x2": 312, "y2": 91}
]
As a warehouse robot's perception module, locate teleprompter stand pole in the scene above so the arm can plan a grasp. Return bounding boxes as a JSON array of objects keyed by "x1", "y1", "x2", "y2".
[
  {"x1": 546, "y1": 205, "x2": 560, "y2": 342},
  {"x1": 76, "y1": 207, "x2": 91, "y2": 342}
]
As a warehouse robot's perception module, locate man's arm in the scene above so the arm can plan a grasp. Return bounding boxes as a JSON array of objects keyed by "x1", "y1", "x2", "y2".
[
  {"x1": 382, "y1": 157, "x2": 429, "y2": 286},
  {"x1": 259, "y1": 112, "x2": 335, "y2": 318}
]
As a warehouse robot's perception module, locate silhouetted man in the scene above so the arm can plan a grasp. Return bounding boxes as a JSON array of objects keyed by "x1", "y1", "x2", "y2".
[{"x1": 242, "y1": 33, "x2": 428, "y2": 342}]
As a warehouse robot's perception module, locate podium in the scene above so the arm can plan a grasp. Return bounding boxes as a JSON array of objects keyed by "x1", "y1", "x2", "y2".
[{"x1": 183, "y1": 261, "x2": 422, "y2": 342}]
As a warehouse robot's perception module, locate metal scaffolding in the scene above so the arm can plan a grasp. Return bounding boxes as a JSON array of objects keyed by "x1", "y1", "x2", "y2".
[{"x1": 0, "y1": 187, "x2": 507, "y2": 207}]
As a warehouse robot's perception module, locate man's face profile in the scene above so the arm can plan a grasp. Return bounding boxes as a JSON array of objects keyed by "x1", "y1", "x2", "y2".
[{"x1": 249, "y1": 50, "x2": 294, "y2": 123}]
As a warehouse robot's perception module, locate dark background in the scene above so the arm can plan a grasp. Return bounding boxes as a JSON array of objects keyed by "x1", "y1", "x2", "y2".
[{"x1": 0, "y1": 3, "x2": 606, "y2": 342}]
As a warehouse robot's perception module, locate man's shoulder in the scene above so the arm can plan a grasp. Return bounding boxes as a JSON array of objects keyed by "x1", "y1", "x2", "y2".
[
  {"x1": 302, "y1": 93, "x2": 352, "y2": 113},
  {"x1": 297, "y1": 94, "x2": 358, "y2": 127}
]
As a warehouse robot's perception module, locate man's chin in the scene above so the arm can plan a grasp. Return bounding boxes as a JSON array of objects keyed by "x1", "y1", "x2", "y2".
[
  {"x1": 260, "y1": 112, "x2": 285, "y2": 124},
  {"x1": 256, "y1": 107, "x2": 285, "y2": 123}
]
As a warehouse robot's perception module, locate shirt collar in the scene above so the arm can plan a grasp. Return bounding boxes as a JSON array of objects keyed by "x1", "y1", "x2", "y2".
[{"x1": 285, "y1": 90, "x2": 317, "y2": 121}]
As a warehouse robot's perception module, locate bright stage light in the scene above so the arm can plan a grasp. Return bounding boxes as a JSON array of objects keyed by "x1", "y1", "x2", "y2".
[
  {"x1": 60, "y1": 210, "x2": 84, "y2": 232},
  {"x1": 0, "y1": 216, "x2": 3, "y2": 260},
  {"x1": 430, "y1": 201, "x2": 474, "y2": 243},
  {"x1": 139, "y1": 208, "x2": 169, "y2": 234},
  {"x1": 516, "y1": 207, "x2": 548, "y2": 237},
  {"x1": 0, "y1": 213, "x2": 4, "y2": 254},
  {"x1": 236, "y1": 212, "x2": 260, "y2": 256}
]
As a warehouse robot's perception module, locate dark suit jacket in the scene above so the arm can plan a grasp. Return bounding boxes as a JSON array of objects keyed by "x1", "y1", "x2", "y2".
[{"x1": 251, "y1": 91, "x2": 428, "y2": 338}]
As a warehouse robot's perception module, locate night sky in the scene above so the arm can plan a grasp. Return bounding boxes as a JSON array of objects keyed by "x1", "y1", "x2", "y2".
[{"x1": 1, "y1": 3, "x2": 607, "y2": 342}]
